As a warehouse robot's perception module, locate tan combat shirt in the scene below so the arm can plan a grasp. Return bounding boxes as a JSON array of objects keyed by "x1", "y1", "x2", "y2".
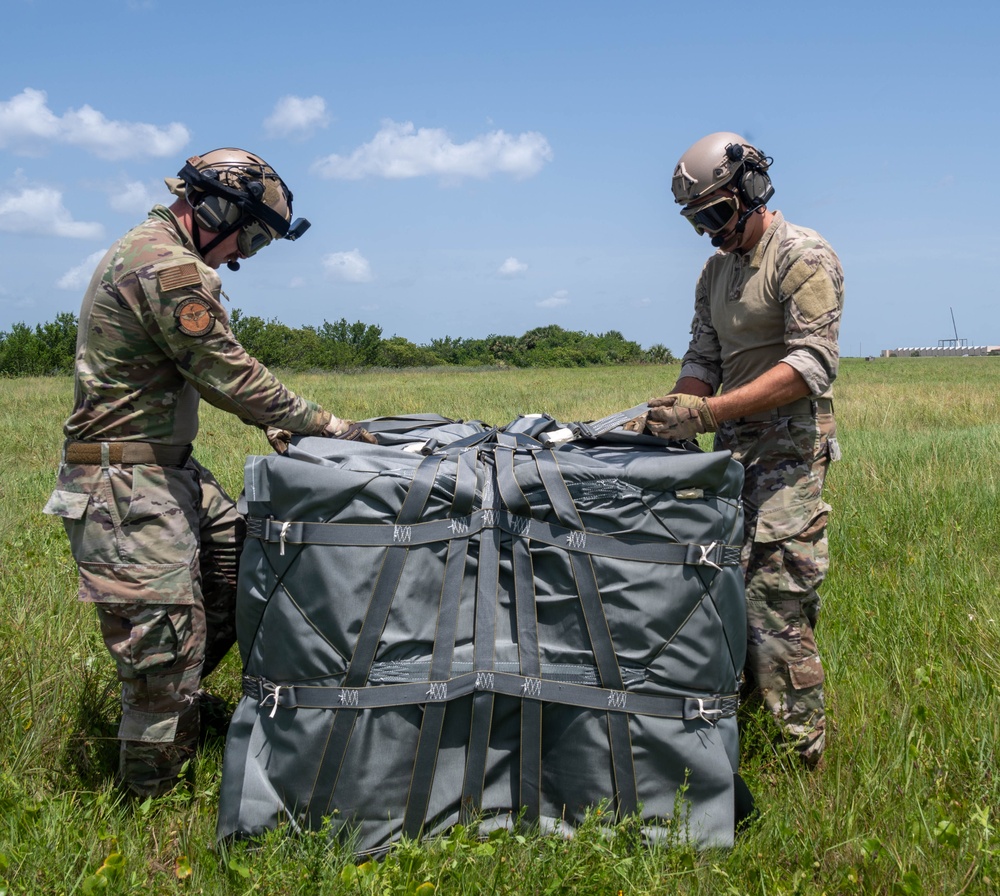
[
  {"x1": 678, "y1": 212, "x2": 844, "y2": 398},
  {"x1": 64, "y1": 206, "x2": 330, "y2": 445}
]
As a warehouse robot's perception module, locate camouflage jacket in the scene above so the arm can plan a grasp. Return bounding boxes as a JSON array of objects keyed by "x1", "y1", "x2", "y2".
[
  {"x1": 63, "y1": 205, "x2": 330, "y2": 445},
  {"x1": 678, "y1": 212, "x2": 844, "y2": 397}
]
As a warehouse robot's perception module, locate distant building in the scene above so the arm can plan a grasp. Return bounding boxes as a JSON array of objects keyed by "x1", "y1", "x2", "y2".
[{"x1": 880, "y1": 346, "x2": 1000, "y2": 357}]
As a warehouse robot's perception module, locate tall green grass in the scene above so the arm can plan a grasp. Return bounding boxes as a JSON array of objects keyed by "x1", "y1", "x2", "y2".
[{"x1": 1, "y1": 358, "x2": 998, "y2": 894}]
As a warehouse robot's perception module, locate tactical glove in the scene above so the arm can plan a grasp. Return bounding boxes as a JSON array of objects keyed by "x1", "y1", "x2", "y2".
[
  {"x1": 324, "y1": 417, "x2": 378, "y2": 444},
  {"x1": 645, "y1": 394, "x2": 718, "y2": 441},
  {"x1": 265, "y1": 426, "x2": 293, "y2": 454}
]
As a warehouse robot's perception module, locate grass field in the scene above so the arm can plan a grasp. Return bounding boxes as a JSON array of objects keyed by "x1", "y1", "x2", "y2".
[{"x1": 1, "y1": 357, "x2": 998, "y2": 895}]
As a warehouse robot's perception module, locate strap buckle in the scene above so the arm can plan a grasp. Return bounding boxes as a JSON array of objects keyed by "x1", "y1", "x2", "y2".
[
  {"x1": 683, "y1": 696, "x2": 728, "y2": 725},
  {"x1": 244, "y1": 675, "x2": 294, "y2": 718},
  {"x1": 685, "y1": 541, "x2": 723, "y2": 571}
]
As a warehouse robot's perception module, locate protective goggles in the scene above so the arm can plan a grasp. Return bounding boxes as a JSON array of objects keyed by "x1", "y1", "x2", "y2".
[
  {"x1": 237, "y1": 214, "x2": 311, "y2": 257},
  {"x1": 680, "y1": 192, "x2": 740, "y2": 236},
  {"x1": 237, "y1": 218, "x2": 275, "y2": 258}
]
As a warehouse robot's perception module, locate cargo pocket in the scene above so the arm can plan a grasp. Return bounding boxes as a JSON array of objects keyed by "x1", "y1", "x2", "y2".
[
  {"x1": 755, "y1": 497, "x2": 830, "y2": 545},
  {"x1": 78, "y1": 561, "x2": 196, "y2": 605},
  {"x1": 119, "y1": 708, "x2": 180, "y2": 743},
  {"x1": 96, "y1": 601, "x2": 182, "y2": 672},
  {"x1": 788, "y1": 654, "x2": 824, "y2": 690},
  {"x1": 42, "y1": 488, "x2": 91, "y2": 520}
]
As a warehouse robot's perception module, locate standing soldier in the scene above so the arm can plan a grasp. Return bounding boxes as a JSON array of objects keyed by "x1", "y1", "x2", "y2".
[
  {"x1": 643, "y1": 132, "x2": 843, "y2": 768},
  {"x1": 44, "y1": 148, "x2": 372, "y2": 797}
]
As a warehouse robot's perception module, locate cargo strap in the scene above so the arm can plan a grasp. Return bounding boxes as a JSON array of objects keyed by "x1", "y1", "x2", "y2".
[
  {"x1": 536, "y1": 403, "x2": 650, "y2": 445},
  {"x1": 461, "y1": 454, "x2": 503, "y2": 824},
  {"x1": 243, "y1": 674, "x2": 739, "y2": 724},
  {"x1": 310, "y1": 453, "x2": 445, "y2": 827},
  {"x1": 63, "y1": 440, "x2": 192, "y2": 466},
  {"x1": 247, "y1": 513, "x2": 741, "y2": 568},
  {"x1": 530, "y1": 448, "x2": 638, "y2": 815}
]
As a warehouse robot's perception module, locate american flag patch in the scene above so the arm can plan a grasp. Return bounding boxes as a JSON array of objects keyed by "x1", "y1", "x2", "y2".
[{"x1": 157, "y1": 263, "x2": 201, "y2": 292}]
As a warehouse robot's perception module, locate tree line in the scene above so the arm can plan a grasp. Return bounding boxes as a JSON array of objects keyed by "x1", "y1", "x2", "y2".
[{"x1": 0, "y1": 311, "x2": 676, "y2": 376}]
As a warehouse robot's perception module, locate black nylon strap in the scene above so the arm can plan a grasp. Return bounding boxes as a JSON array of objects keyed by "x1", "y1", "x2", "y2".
[
  {"x1": 513, "y1": 530, "x2": 542, "y2": 819},
  {"x1": 312, "y1": 454, "x2": 445, "y2": 822},
  {"x1": 532, "y1": 451, "x2": 638, "y2": 816},
  {"x1": 571, "y1": 403, "x2": 650, "y2": 440},
  {"x1": 495, "y1": 443, "x2": 543, "y2": 818},
  {"x1": 242, "y1": 673, "x2": 740, "y2": 721},
  {"x1": 461, "y1": 455, "x2": 500, "y2": 822},
  {"x1": 451, "y1": 448, "x2": 479, "y2": 517},
  {"x1": 403, "y1": 531, "x2": 470, "y2": 837},
  {"x1": 247, "y1": 513, "x2": 740, "y2": 568}
]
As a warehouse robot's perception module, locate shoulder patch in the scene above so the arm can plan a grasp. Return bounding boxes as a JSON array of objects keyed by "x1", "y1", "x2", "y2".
[
  {"x1": 785, "y1": 259, "x2": 837, "y2": 322},
  {"x1": 157, "y1": 262, "x2": 202, "y2": 292},
  {"x1": 175, "y1": 298, "x2": 216, "y2": 337}
]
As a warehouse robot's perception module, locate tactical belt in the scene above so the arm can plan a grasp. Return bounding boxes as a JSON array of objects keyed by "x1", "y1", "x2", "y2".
[
  {"x1": 734, "y1": 397, "x2": 833, "y2": 424},
  {"x1": 63, "y1": 440, "x2": 192, "y2": 466}
]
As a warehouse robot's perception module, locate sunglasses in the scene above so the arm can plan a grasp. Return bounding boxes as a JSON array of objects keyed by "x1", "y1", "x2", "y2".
[{"x1": 680, "y1": 192, "x2": 740, "y2": 236}]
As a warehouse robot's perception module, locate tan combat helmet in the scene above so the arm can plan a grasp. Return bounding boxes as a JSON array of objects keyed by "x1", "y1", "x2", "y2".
[
  {"x1": 671, "y1": 132, "x2": 772, "y2": 207},
  {"x1": 167, "y1": 148, "x2": 310, "y2": 259}
]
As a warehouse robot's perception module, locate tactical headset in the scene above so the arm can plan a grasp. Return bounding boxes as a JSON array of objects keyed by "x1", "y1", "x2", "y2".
[{"x1": 725, "y1": 142, "x2": 774, "y2": 211}]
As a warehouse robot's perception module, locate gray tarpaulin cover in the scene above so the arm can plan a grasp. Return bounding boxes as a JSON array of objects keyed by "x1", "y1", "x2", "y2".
[{"x1": 217, "y1": 413, "x2": 747, "y2": 851}]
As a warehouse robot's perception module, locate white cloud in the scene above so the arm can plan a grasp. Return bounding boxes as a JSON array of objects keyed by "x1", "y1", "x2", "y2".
[
  {"x1": 289, "y1": 276, "x2": 307, "y2": 288},
  {"x1": 264, "y1": 95, "x2": 330, "y2": 139},
  {"x1": 57, "y1": 249, "x2": 107, "y2": 290},
  {"x1": 0, "y1": 185, "x2": 103, "y2": 238},
  {"x1": 0, "y1": 88, "x2": 189, "y2": 159},
  {"x1": 537, "y1": 289, "x2": 570, "y2": 309},
  {"x1": 312, "y1": 120, "x2": 553, "y2": 181},
  {"x1": 497, "y1": 256, "x2": 528, "y2": 277},
  {"x1": 110, "y1": 180, "x2": 159, "y2": 215},
  {"x1": 323, "y1": 249, "x2": 373, "y2": 283}
]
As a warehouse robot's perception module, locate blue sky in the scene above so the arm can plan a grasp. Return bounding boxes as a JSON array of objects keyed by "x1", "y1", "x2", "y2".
[{"x1": 2, "y1": 0, "x2": 998, "y2": 358}]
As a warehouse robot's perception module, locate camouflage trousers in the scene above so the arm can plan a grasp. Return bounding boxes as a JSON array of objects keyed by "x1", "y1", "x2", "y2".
[
  {"x1": 716, "y1": 411, "x2": 838, "y2": 767},
  {"x1": 44, "y1": 454, "x2": 243, "y2": 796}
]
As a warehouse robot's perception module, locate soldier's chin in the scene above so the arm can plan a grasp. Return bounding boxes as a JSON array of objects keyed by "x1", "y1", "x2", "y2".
[{"x1": 711, "y1": 230, "x2": 738, "y2": 250}]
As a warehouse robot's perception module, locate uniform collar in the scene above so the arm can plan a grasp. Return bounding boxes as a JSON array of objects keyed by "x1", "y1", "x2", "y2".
[
  {"x1": 148, "y1": 204, "x2": 200, "y2": 255},
  {"x1": 747, "y1": 210, "x2": 783, "y2": 268}
]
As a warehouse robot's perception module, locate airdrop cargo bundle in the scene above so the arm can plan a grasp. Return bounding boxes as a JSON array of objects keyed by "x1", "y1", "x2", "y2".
[{"x1": 217, "y1": 412, "x2": 748, "y2": 851}]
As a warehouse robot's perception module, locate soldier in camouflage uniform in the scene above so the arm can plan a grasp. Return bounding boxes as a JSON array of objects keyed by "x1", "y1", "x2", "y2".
[
  {"x1": 44, "y1": 148, "x2": 373, "y2": 797},
  {"x1": 642, "y1": 133, "x2": 843, "y2": 767}
]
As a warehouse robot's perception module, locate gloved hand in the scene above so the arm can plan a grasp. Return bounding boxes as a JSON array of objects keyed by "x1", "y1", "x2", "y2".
[
  {"x1": 324, "y1": 416, "x2": 377, "y2": 444},
  {"x1": 645, "y1": 394, "x2": 718, "y2": 441},
  {"x1": 622, "y1": 411, "x2": 649, "y2": 433},
  {"x1": 265, "y1": 426, "x2": 293, "y2": 454}
]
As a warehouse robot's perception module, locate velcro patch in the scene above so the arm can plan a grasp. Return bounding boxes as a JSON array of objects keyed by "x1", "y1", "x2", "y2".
[
  {"x1": 175, "y1": 298, "x2": 215, "y2": 337},
  {"x1": 785, "y1": 259, "x2": 837, "y2": 322},
  {"x1": 157, "y1": 262, "x2": 201, "y2": 292}
]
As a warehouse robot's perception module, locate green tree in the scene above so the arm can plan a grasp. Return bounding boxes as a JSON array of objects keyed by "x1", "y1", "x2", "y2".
[{"x1": 0, "y1": 312, "x2": 78, "y2": 376}]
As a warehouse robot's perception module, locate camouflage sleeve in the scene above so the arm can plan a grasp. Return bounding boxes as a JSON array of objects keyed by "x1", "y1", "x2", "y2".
[
  {"x1": 678, "y1": 258, "x2": 723, "y2": 391},
  {"x1": 140, "y1": 261, "x2": 331, "y2": 434},
  {"x1": 776, "y1": 233, "x2": 844, "y2": 395}
]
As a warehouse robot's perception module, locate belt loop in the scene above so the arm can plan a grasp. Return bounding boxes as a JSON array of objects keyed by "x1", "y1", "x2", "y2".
[
  {"x1": 810, "y1": 399, "x2": 818, "y2": 416},
  {"x1": 100, "y1": 441, "x2": 110, "y2": 469}
]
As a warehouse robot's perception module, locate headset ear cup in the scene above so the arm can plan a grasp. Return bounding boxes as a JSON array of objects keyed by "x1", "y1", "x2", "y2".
[
  {"x1": 739, "y1": 170, "x2": 774, "y2": 207},
  {"x1": 193, "y1": 193, "x2": 241, "y2": 231}
]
